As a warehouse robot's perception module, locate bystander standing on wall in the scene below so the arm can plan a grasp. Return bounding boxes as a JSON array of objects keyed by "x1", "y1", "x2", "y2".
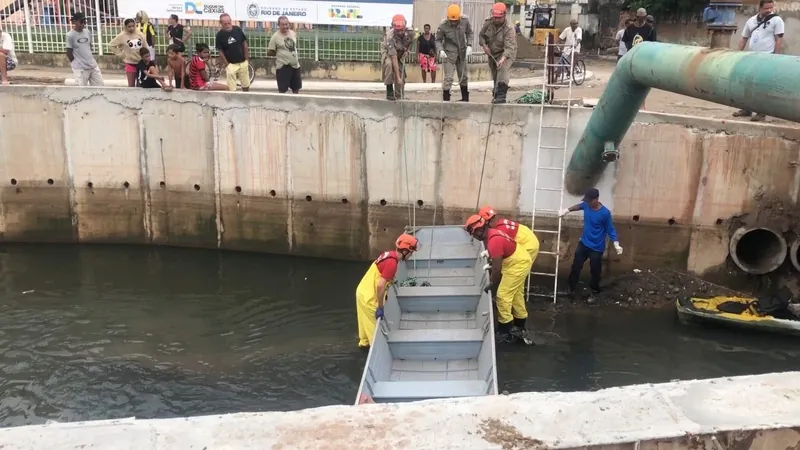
[
  {"x1": 268, "y1": 16, "x2": 302, "y2": 94},
  {"x1": 0, "y1": 23, "x2": 17, "y2": 86},
  {"x1": 109, "y1": 18, "x2": 147, "y2": 88},
  {"x1": 616, "y1": 18, "x2": 633, "y2": 62},
  {"x1": 215, "y1": 13, "x2": 251, "y2": 92},
  {"x1": 417, "y1": 24, "x2": 437, "y2": 83},
  {"x1": 734, "y1": 0, "x2": 784, "y2": 122},
  {"x1": 136, "y1": 11, "x2": 157, "y2": 60},
  {"x1": 167, "y1": 14, "x2": 192, "y2": 55},
  {"x1": 479, "y1": 2, "x2": 516, "y2": 104},
  {"x1": 66, "y1": 12, "x2": 104, "y2": 87}
]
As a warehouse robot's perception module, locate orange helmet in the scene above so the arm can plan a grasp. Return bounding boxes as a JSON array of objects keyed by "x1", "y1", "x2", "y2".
[
  {"x1": 491, "y1": 2, "x2": 506, "y2": 17},
  {"x1": 392, "y1": 14, "x2": 406, "y2": 30},
  {"x1": 446, "y1": 4, "x2": 461, "y2": 20},
  {"x1": 478, "y1": 206, "x2": 497, "y2": 221},
  {"x1": 465, "y1": 215, "x2": 487, "y2": 234},
  {"x1": 395, "y1": 233, "x2": 418, "y2": 251}
]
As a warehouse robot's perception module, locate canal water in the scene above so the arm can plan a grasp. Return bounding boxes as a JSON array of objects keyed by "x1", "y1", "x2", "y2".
[{"x1": 1, "y1": 244, "x2": 799, "y2": 427}]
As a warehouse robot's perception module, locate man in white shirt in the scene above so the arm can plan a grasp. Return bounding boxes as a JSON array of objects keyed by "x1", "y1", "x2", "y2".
[
  {"x1": 0, "y1": 23, "x2": 18, "y2": 85},
  {"x1": 734, "y1": 0, "x2": 784, "y2": 121},
  {"x1": 559, "y1": 19, "x2": 582, "y2": 58},
  {"x1": 616, "y1": 18, "x2": 633, "y2": 62}
]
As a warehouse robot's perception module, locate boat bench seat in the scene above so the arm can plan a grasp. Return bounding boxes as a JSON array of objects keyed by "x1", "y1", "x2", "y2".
[
  {"x1": 387, "y1": 328, "x2": 484, "y2": 343},
  {"x1": 395, "y1": 286, "x2": 480, "y2": 298},
  {"x1": 371, "y1": 380, "x2": 488, "y2": 400}
]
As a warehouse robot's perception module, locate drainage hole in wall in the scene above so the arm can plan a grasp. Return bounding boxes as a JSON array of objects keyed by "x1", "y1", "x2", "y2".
[
  {"x1": 305, "y1": 195, "x2": 312, "y2": 202},
  {"x1": 159, "y1": 181, "x2": 166, "y2": 188},
  {"x1": 10, "y1": 179, "x2": 16, "y2": 186},
  {"x1": 383, "y1": 228, "x2": 387, "y2": 232},
  {"x1": 47, "y1": 179, "x2": 54, "y2": 185},
  {"x1": 417, "y1": 200, "x2": 424, "y2": 207},
  {"x1": 668, "y1": 218, "x2": 676, "y2": 226},
  {"x1": 341, "y1": 197, "x2": 349, "y2": 204},
  {"x1": 269, "y1": 190, "x2": 277, "y2": 197},
  {"x1": 310, "y1": 222, "x2": 314, "y2": 227},
  {"x1": 86, "y1": 182, "x2": 93, "y2": 189},
  {"x1": 632, "y1": 215, "x2": 640, "y2": 222},
  {"x1": 715, "y1": 218, "x2": 724, "y2": 225},
  {"x1": 380, "y1": 199, "x2": 387, "y2": 206},
  {"x1": 123, "y1": 181, "x2": 130, "y2": 189},
  {"x1": 235, "y1": 186, "x2": 242, "y2": 193},
  {"x1": 194, "y1": 184, "x2": 200, "y2": 191}
]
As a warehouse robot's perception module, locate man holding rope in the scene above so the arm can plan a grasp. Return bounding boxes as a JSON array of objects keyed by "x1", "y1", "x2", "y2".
[
  {"x1": 381, "y1": 14, "x2": 414, "y2": 101},
  {"x1": 436, "y1": 4, "x2": 474, "y2": 102},
  {"x1": 479, "y1": 3, "x2": 517, "y2": 104}
]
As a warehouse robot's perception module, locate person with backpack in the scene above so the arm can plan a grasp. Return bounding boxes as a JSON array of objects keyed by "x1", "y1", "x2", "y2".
[{"x1": 733, "y1": 0, "x2": 784, "y2": 122}]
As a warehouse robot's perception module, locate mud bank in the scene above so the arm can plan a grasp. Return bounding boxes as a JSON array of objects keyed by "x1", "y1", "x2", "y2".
[
  {"x1": 0, "y1": 86, "x2": 798, "y2": 281},
  {"x1": 1, "y1": 371, "x2": 799, "y2": 449}
]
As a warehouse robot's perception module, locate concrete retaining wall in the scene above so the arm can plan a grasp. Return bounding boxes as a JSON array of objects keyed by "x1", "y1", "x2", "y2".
[
  {"x1": 1, "y1": 371, "x2": 799, "y2": 449},
  {"x1": 1, "y1": 86, "x2": 798, "y2": 275}
]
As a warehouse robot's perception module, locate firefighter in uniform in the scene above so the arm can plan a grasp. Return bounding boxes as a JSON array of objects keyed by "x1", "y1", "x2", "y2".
[
  {"x1": 380, "y1": 14, "x2": 414, "y2": 100},
  {"x1": 465, "y1": 215, "x2": 533, "y2": 344},
  {"x1": 479, "y1": 3, "x2": 517, "y2": 104},
  {"x1": 435, "y1": 4, "x2": 474, "y2": 102},
  {"x1": 477, "y1": 205, "x2": 539, "y2": 264},
  {"x1": 355, "y1": 234, "x2": 419, "y2": 348}
]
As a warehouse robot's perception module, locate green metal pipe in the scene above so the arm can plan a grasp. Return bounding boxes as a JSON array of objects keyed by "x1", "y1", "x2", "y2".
[{"x1": 566, "y1": 42, "x2": 800, "y2": 195}]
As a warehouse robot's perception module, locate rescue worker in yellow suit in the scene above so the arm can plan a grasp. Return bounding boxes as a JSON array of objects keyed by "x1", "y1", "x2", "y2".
[
  {"x1": 465, "y1": 215, "x2": 533, "y2": 345},
  {"x1": 355, "y1": 234, "x2": 419, "y2": 348},
  {"x1": 436, "y1": 4, "x2": 473, "y2": 102},
  {"x1": 477, "y1": 205, "x2": 539, "y2": 264}
]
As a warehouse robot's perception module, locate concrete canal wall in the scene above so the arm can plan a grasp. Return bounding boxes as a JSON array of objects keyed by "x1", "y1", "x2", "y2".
[
  {"x1": 1, "y1": 371, "x2": 799, "y2": 449},
  {"x1": 1, "y1": 86, "x2": 798, "y2": 275}
]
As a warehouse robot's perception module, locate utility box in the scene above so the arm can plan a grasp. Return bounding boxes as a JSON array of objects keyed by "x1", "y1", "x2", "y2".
[{"x1": 703, "y1": 0, "x2": 743, "y2": 48}]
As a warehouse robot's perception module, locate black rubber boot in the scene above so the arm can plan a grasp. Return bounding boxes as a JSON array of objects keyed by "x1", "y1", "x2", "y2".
[
  {"x1": 443, "y1": 89, "x2": 451, "y2": 101},
  {"x1": 513, "y1": 317, "x2": 526, "y2": 329},
  {"x1": 394, "y1": 83, "x2": 404, "y2": 100},
  {"x1": 459, "y1": 85, "x2": 469, "y2": 102},
  {"x1": 492, "y1": 83, "x2": 508, "y2": 104},
  {"x1": 495, "y1": 321, "x2": 513, "y2": 343},
  {"x1": 386, "y1": 84, "x2": 395, "y2": 101}
]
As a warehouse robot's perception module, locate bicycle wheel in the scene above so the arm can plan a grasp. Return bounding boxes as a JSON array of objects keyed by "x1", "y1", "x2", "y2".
[
  {"x1": 248, "y1": 63, "x2": 255, "y2": 84},
  {"x1": 572, "y1": 59, "x2": 586, "y2": 86}
]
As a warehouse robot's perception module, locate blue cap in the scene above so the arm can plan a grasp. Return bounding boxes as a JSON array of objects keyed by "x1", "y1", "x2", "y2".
[{"x1": 582, "y1": 188, "x2": 600, "y2": 202}]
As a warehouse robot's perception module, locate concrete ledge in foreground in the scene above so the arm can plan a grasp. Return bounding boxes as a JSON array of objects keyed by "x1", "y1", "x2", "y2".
[{"x1": 1, "y1": 372, "x2": 799, "y2": 449}]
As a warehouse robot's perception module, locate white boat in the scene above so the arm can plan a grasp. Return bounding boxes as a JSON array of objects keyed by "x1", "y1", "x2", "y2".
[{"x1": 355, "y1": 225, "x2": 499, "y2": 404}]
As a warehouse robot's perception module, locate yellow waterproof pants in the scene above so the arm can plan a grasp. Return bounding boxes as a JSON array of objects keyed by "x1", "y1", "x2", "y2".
[
  {"x1": 355, "y1": 262, "x2": 384, "y2": 348},
  {"x1": 515, "y1": 224, "x2": 540, "y2": 265},
  {"x1": 496, "y1": 245, "x2": 533, "y2": 324}
]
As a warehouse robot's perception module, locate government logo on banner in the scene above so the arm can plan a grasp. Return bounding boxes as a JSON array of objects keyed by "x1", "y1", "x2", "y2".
[{"x1": 246, "y1": 2, "x2": 311, "y2": 19}]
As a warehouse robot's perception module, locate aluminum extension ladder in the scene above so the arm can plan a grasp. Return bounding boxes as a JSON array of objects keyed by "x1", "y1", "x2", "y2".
[{"x1": 527, "y1": 37, "x2": 577, "y2": 303}]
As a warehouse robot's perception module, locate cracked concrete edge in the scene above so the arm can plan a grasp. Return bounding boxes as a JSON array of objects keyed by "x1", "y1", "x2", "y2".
[{"x1": 55, "y1": 71, "x2": 596, "y2": 93}]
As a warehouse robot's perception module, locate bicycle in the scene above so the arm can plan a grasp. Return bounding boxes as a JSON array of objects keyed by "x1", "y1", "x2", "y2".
[
  {"x1": 206, "y1": 56, "x2": 256, "y2": 86},
  {"x1": 553, "y1": 49, "x2": 586, "y2": 86}
]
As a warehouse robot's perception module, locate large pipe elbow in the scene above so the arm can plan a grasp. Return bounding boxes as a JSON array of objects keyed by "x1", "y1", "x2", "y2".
[
  {"x1": 790, "y1": 237, "x2": 800, "y2": 273},
  {"x1": 729, "y1": 227, "x2": 787, "y2": 275},
  {"x1": 566, "y1": 43, "x2": 800, "y2": 196}
]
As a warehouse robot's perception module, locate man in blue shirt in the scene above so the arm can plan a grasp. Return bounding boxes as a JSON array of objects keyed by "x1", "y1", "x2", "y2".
[{"x1": 558, "y1": 188, "x2": 623, "y2": 294}]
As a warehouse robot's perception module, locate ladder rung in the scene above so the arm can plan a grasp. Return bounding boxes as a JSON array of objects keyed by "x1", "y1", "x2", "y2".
[
  {"x1": 539, "y1": 145, "x2": 565, "y2": 150},
  {"x1": 542, "y1": 125, "x2": 566, "y2": 129},
  {"x1": 539, "y1": 166, "x2": 563, "y2": 170},
  {"x1": 538, "y1": 251, "x2": 557, "y2": 255},
  {"x1": 529, "y1": 292, "x2": 556, "y2": 297},
  {"x1": 533, "y1": 229, "x2": 559, "y2": 234},
  {"x1": 536, "y1": 187, "x2": 563, "y2": 192},
  {"x1": 533, "y1": 208, "x2": 561, "y2": 213},
  {"x1": 531, "y1": 271, "x2": 556, "y2": 277}
]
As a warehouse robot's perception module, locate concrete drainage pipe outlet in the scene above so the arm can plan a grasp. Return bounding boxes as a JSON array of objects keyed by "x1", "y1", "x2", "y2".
[
  {"x1": 729, "y1": 227, "x2": 788, "y2": 275},
  {"x1": 790, "y1": 238, "x2": 800, "y2": 272}
]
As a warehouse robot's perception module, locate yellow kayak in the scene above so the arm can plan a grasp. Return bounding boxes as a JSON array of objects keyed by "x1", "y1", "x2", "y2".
[{"x1": 676, "y1": 295, "x2": 800, "y2": 336}]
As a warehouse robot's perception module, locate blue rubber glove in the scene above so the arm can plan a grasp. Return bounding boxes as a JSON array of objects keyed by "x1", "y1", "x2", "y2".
[{"x1": 375, "y1": 307, "x2": 384, "y2": 319}]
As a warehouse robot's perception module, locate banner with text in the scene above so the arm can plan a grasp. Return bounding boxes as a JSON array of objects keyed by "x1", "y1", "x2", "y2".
[
  {"x1": 118, "y1": 0, "x2": 413, "y2": 26},
  {"x1": 237, "y1": 0, "x2": 414, "y2": 26},
  {"x1": 118, "y1": 0, "x2": 237, "y2": 20}
]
